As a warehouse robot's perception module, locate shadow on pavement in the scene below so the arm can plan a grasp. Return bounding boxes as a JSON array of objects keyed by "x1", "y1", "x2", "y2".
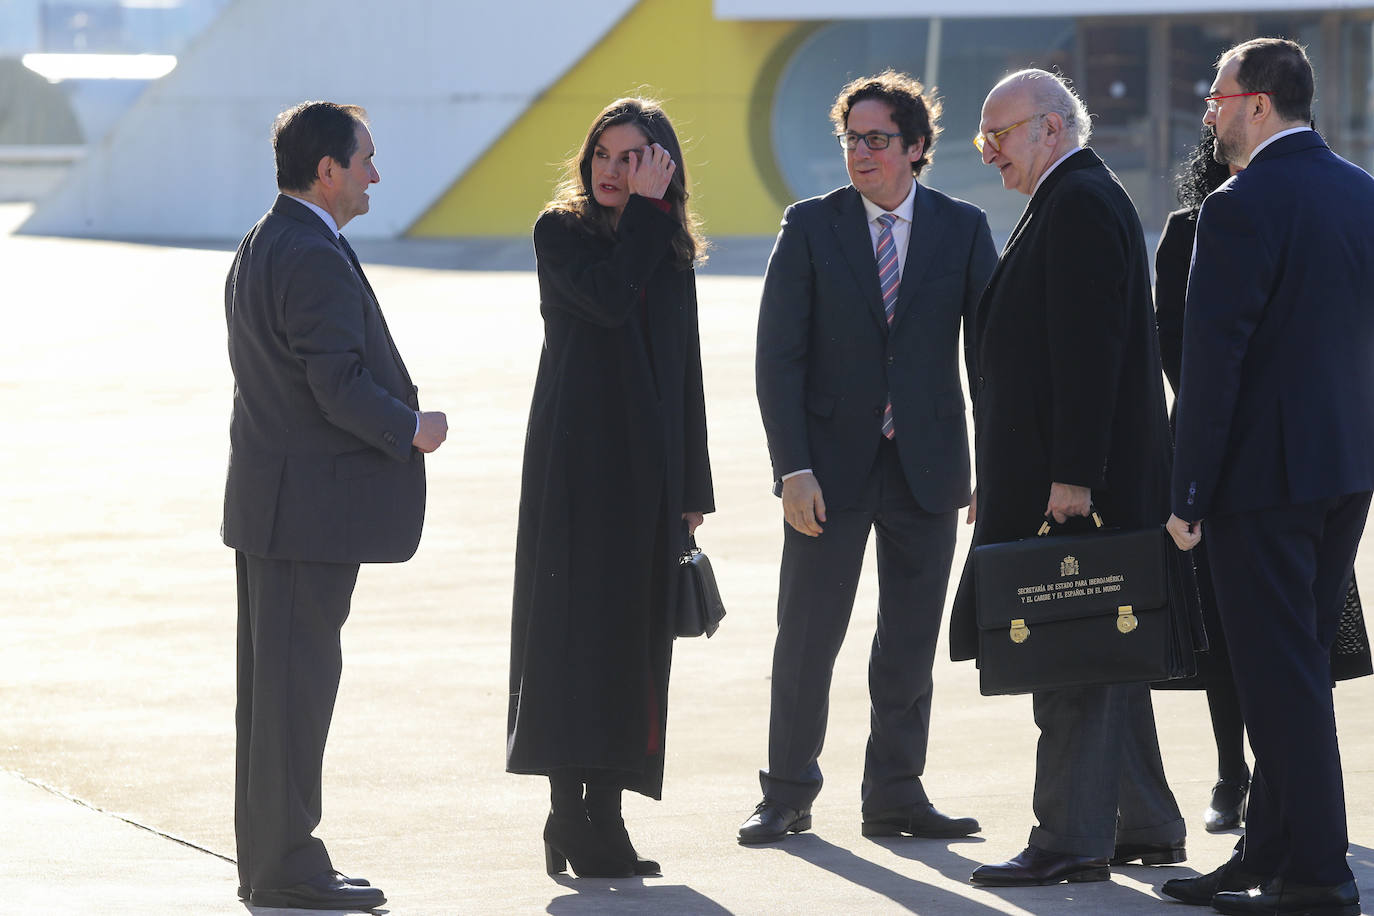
[
  {"x1": 777, "y1": 833, "x2": 1002, "y2": 914},
  {"x1": 545, "y1": 877, "x2": 734, "y2": 915}
]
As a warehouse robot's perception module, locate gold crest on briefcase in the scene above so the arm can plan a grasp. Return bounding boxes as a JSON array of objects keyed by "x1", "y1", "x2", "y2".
[{"x1": 1060, "y1": 555, "x2": 1079, "y2": 577}]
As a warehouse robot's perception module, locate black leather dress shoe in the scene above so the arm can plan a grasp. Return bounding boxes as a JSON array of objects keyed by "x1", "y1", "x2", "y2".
[
  {"x1": 249, "y1": 871, "x2": 386, "y2": 910},
  {"x1": 1211, "y1": 877, "x2": 1359, "y2": 916},
  {"x1": 1110, "y1": 838, "x2": 1186, "y2": 865},
  {"x1": 1204, "y1": 775, "x2": 1249, "y2": 832},
  {"x1": 238, "y1": 871, "x2": 369, "y2": 900},
  {"x1": 1161, "y1": 852, "x2": 1266, "y2": 906},
  {"x1": 738, "y1": 800, "x2": 811, "y2": 844},
  {"x1": 970, "y1": 844, "x2": 1110, "y2": 886},
  {"x1": 862, "y1": 803, "x2": 980, "y2": 838}
]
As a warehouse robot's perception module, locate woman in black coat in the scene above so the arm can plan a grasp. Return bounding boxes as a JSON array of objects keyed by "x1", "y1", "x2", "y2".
[
  {"x1": 1155, "y1": 131, "x2": 1371, "y2": 832},
  {"x1": 507, "y1": 98, "x2": 714, "y2": 879}
]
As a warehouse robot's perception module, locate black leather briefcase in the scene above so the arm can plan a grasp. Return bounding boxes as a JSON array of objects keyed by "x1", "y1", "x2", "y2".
[{"x1": 974, "y1": 516, "x2": 1198, "y2": 696}]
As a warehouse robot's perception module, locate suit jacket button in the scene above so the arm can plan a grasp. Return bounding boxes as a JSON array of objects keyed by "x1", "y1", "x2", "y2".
[
  {"x1": 873, "y1": 407, "x2": 882, "y2": 417},
  {"x1": 886, "y1": 355, "x2": 894, "y2": 365}
]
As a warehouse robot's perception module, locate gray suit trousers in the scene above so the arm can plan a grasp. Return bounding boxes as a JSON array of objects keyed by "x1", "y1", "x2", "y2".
[
  {"x1": 1029, "y1": 682, "x2": 1185, "y2": 857},
  {"x1": 234, "y1": 552, "x2": 359, "y2": 891}
]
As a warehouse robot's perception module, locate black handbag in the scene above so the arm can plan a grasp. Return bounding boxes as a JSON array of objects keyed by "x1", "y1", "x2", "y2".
[
  {"x1": 973, "y1": 513, "x2": 1199, "y2": 696},
  {"x1": 676, "y1": 533, "x2": 726, "y2": 638}
]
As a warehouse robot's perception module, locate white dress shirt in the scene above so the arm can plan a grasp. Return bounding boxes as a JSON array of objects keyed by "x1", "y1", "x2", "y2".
[
  {"x1": 1248, "y1": 125, "x2": 1313, "y2": 163},
  {"x1": 1033, "y1": 146, "x2": 1084, "y2": 197},
  {"x1": 284, "y1": 194, "x2": 339, "y2": 236},
  {"x1": 861, "y1": 179, "x2": 918, "y2": 280}
]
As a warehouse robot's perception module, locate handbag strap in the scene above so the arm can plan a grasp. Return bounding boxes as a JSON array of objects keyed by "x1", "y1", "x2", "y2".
[{"x1": 1036, "y1": 511, "x2": 1104, "y2": 537}]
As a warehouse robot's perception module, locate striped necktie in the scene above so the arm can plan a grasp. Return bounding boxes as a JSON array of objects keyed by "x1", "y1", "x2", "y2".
[{"x1": 876, "y1": 212, "x2": 899, "y2": 439}]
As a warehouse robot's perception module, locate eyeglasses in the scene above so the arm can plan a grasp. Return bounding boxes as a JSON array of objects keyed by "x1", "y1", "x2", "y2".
[
  {"x1": 1204, "y1": 91, "x2": 1269, "y2": 113},
  {"x1": 836, "y1": 130, "x2": 903, "y2": 151},
  {"x1": 973, "y1": 114, "x2": 1044, "y2": 154}
]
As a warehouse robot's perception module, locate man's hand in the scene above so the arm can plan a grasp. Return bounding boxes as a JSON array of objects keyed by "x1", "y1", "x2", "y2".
[
  {"x1": 1045, "y1": 481, "x2": 1092, "y2": 523},
  {"x1": 1166, "y1": 513, "x2": 1202, "y2": 551},
  {"x1": 966, "y1": 487, "x2": 978, "y2": 525},
  {"x1": 413, "y1": 411, "x2": 448, "y2": 453},
  {"x1": 682, "y1": 511, "x2": 705, "y2": 535},
  {"x1": 781, "y1": 472, "x2": 826, "y2": 537}
]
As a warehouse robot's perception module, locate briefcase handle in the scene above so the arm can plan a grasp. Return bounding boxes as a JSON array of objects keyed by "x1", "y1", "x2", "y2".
[{"x1": 1036, "y1": 511, "x2": 1104, "y2": 537}]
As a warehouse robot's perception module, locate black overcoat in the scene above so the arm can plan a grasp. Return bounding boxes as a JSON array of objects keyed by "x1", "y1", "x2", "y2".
[
  {"x1": 949, "y1": 149, "x2": 1172, "y2": 662},
  {"x1": 507, "y1": 196, "x2": 714, "y2": 798}
]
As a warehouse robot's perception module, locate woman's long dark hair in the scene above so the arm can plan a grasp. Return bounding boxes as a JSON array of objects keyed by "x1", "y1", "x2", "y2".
[
  {"x1": 544, "y1": 97, "x2": 706, "y2": 268},
  {"x1": 1176, "y1": 129, "x2": 1233, "y2": 210}
]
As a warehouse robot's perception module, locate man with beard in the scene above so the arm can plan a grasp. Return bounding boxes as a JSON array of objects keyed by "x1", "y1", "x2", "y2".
[{"x1": 1163, "y1": 38, "x2": 1374, "y2": 916}]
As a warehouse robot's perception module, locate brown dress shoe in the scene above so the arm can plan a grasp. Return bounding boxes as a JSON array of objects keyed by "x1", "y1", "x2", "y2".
[{"x1": 970, "y1": 844, "x2": 1110, "y2": 886}]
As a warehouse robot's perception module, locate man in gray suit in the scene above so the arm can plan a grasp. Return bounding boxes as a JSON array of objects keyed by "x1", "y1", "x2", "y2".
[
  {"x1": 740, "y1": 71, "x2": 996, "y2": 844},
  {"x1": 223, "y1": 101, "x2": 447, "y2": 910}
]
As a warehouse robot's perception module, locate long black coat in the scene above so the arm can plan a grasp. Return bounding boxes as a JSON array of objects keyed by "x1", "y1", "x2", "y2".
[
  {"x1": 949, "y1": 149, "x2": 1172, "y2": 662},
  {"x1": 1154, "y1": 206, "x2": 1196, "y2": 399},
  {"x1": 507, "y1": 196, "x2": 714, "y2": 798}
]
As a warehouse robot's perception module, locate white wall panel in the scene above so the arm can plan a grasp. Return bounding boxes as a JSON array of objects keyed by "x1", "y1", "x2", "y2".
[{"x1": 22, "y1": 0, "x2": 638, "y2": 239}]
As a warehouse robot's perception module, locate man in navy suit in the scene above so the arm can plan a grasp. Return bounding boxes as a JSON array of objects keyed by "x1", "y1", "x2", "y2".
[
  {"x1": 224, "y1": 101, "x2": 447, "y2": 910},
  {"x1": 1165, "y1": 39, "x2": 1374, "y2": 916},
  {"x1": 741, "y1": 70, "x2": 996, "y2": 844}
]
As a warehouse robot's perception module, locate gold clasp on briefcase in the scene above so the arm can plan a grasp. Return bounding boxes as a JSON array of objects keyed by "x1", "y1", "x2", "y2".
[
  {"x1": 1009, "y1": 618, "x2": 1030, "y2": 643},
  {"x1": 1117, "y1": 605, "x2": 1138, "y2": 634}
]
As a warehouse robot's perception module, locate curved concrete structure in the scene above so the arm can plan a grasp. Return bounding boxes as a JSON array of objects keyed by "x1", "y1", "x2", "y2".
[{"x1": 19, "y1": 0, "x2": 637, "y2": 240}]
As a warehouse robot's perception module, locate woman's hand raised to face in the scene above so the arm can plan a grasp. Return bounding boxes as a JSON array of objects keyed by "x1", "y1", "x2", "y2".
[{"x1": 628, "y1": 143, "x2": 676, "y2": 200}]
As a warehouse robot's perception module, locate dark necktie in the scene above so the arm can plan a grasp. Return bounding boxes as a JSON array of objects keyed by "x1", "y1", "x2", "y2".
[{"x1": 337, "y1": 234, "x2": 412, "y2": 389}]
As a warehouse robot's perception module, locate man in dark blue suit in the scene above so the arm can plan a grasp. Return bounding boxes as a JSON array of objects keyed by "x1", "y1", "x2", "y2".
[
  {"x1": 742, "y1": 71, "x2": 996, "y2": 844},
  {"x1": 1165, "y1": 38, "x2": 1374, "y2": 916}
]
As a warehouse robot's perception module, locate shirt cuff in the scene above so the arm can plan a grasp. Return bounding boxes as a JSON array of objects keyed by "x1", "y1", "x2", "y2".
[{"x1": 781, "y1": 469, "x2": 813, "y2": 481}]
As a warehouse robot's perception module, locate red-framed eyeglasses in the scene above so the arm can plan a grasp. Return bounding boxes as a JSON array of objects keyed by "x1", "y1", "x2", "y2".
[{"x1": 1204, "y1": 91, "x2": 1269, "y2": 113}]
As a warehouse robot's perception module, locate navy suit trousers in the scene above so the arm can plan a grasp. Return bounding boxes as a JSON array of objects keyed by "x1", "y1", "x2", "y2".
[
  {"x1": 762, "y1": 438, "x2": 957, "y2": 811},
  {"x1": 1206, "y1": 491, "x2": 1371, "y2": 885}
]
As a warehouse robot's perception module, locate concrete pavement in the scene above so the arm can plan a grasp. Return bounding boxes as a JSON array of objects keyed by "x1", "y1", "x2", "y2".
[{"x1": 2, "y1": 202, "x2": 1371, "y2": 915}]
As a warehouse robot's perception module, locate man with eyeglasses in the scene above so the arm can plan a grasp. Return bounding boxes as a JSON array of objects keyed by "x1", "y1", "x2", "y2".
[
  {"x1": 949, "y1": 68, "x2": 1185, "y2": 887},
  {"x1": 742, "y1": 70, "x2": 996, "y2": 846},
  {"x1": 1162, "y1": 38, "x2": 1374, "y2": 916}
]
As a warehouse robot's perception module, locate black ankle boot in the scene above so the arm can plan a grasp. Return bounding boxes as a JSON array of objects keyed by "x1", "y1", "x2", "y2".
[
  {"x1": 544, "y1": 774, "x2": 633, "y2": 878},
  {"x1": 1204, "y1": 769, "x2": 1249, "y2": 833},
  {"x1": 543, "y1": 812, "x2": 635, "y2": 878},
  {"x1": 585, "y1": 785, "x2": 661, "y2": 876}
]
